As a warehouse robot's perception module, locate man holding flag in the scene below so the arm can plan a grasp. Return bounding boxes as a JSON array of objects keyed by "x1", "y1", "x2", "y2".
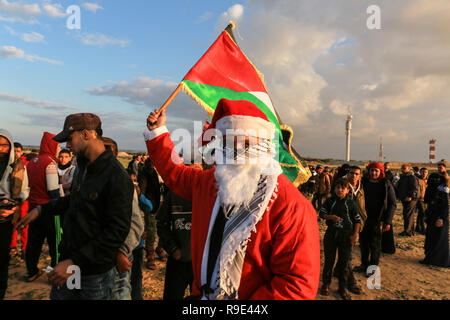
[
  {"x1": 145, "y1": 96, "x2": 319, "y2": 300},
  {"x1": 143, "y1": 22, "x2": 319, "y2": 300}
]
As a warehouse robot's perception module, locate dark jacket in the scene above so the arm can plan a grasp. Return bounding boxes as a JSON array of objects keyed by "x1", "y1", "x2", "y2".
[
  {"x1": 40, "y1": 148, "x2": 134, "y2": 275},
  {"x1": 319, "y1": 196, "x2": 361, "y2": 231},
  {"x1": 397, "y1": 172, "x2": 420, "y2": 201},
  {"x1": 138, "y1": 161, "x2": 161, "y2": 213},
  {"x1": 156, "y1": 190, "x2": 192, "y2": 262},
  {"x1": 361, "y1": 177, "x2": 397, "y2": 225}
]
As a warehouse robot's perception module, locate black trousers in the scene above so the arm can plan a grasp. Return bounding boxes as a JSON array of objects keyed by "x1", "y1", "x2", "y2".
[
  {"x1": 130, "y1": 247, "x2": 144, "y2": 300},
  {"x1": 359, "y1": 221, "x2": 382, "y2": 266},
  {"x1": 25, "y1": 214, "x2": 58, "y2": 276},
  {"x1": 402, "y1": 200, "x2": 417, "y2": 235},
  {"x1": 0, "y1": 221, "x2": 13, "y2": 299},
  {"x1": 415, "y1": 200, "x2": 426, "y2": 234},
  {"x1": 322, "y1": 228, "x2": 352, "y2": 289},
  {"x1": 163, "y1": 256, "x2": 194, "y2": 300}
]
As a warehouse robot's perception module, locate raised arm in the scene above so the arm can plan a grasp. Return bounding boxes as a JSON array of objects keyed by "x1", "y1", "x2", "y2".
[{"x1": 143, "y1": 109, "x2": 202, "y2": 201}]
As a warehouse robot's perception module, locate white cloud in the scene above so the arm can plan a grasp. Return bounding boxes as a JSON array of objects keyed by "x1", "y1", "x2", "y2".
[
  {"x1": 42, "y1": 3, "x2": 67, "y2": 18},
  {"x1": 82, "y1": 2, "x2": 103, "y2": 13},
  {"x1": 76, "y1": 33, "x2": 130, "y2": 48},
  {"x1": 22, "y1": 31, "x2": 45, "y2": 42},
  {"x1": 0, "y1": 45, "x2": 61, "y2": 64},
  {"x1": 216, "y1": 4, "x2": 244, "y2": 31},
  {"x1": 0, "y1": 0, "x2": 41, "y2": 23},
  {"x1": 0, "y1": 92, "x2": 77, "y2": 111},
  {"x1": 0, "y1": 0, "x2": 41, "y2": 16}
]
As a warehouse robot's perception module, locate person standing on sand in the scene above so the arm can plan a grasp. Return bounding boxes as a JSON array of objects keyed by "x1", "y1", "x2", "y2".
[
  {"x1": 0, "y1": 130, "x2": 29, "y2": 300},
  {"x1": 420, "y1": 173, "x2": 449, "y2": 268},
  {"x1": 144, "y1": 99, "x2": 320, "y2": 299},
  {"x1": 16, "y1": 113, "x2": 133, "y2": 300},
  {"x1": 397, "y1": 164, "x2": 420, "y2": 236},
  {"x1": 354, "y1": 162, "x2": 396, "y2": 277}
]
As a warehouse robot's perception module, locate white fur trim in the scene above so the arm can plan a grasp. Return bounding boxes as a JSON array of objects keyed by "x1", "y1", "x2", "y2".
[
  {"x1": 143, "y1": 126, "x2": 169, "y2": 141},
  {"x1": 216, "y1": 115, "x2": 276, "y2": 140}
]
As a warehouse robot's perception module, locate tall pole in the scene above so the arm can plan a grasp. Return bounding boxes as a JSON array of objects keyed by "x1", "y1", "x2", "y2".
[
  {"x1": 379, "y1": 136, "x2": 383, "y2": 162},
  {"x1": 345, "y1": 107, "x2": 352, "y2": 162}
]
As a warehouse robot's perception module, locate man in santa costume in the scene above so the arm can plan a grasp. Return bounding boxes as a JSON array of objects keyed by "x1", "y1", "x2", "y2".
[{"x1": 144, "y1": 99, "x2": 320, "y2": 300}]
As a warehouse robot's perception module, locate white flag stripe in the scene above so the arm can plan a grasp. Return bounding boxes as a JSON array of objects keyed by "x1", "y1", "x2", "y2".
[{"x1": 249, "y1": 91, "x2": 277, "y2": 119}]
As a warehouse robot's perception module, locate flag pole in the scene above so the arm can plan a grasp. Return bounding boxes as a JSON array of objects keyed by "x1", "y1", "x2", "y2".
[{"x1": 156, "y1": 83, "x2": 182, "y2": 115}]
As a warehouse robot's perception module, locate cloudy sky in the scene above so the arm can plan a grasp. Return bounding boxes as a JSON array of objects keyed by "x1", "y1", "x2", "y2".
[{"x1": 1, "y1": 0, "x2": 449, "y2": 162}]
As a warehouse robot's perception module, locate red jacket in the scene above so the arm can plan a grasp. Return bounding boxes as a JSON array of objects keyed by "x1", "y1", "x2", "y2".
[
  {"x1": 27, "y1": 132, "x2": 59, "y2": 209},
  {"x1": 145, "y1": 130, "x2": 320, "y2": 300}
]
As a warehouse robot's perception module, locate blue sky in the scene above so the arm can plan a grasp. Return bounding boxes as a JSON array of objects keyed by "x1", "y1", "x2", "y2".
[{"x1": 1, "y1": 1, "x2": 449, "y2": 162}]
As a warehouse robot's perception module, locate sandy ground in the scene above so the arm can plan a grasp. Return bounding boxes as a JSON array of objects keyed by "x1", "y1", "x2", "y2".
[{"x1": 4, "y1": 201, "x2": 449, "y2": 300}]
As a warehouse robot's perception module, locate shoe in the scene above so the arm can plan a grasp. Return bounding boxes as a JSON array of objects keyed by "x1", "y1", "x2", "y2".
[
  {"x1": 399, "y1": 231, "x2": 412, "y2": 237},
  {"x1": 155, "y1": 246, "x2": 167, "y2": 262},
  {"x1": 339, "y1": 288, "x2": 352, "y2": 300},
  {"x1": 319, "y1": 284, "x2": 329, "y2": 296},
  {"x1": 145, "y1": 250, "x2": 156, "y2": 270},
  {"x1": 348, "y1": 283, "x2": 362, "y2": 295},
  {"x1": 26, "y1": 270, "x2": 43, "y2": 282},
  {"x1": 353, "y1": 265, "x2": 368, "y2": 273}
]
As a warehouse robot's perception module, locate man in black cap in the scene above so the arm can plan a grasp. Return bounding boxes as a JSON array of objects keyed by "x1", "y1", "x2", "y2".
[{"x1": 16, "y1": 113, "x2": 134, "y2": 300}]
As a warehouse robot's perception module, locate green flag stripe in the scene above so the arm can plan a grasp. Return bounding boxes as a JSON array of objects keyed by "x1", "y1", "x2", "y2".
[{"x1": 182, "y1": 80, "x2": 281, "y2": 132}]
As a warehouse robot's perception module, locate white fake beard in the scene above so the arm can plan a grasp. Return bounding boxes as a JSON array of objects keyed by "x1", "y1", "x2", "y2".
[{"x1": 214, "y1": 163, "x2": 262, "y2": 217}]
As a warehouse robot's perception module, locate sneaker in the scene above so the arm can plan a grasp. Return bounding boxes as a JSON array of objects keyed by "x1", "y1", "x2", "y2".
[
  {"x1": 339, "y1": 288, "x2": 352, "y2": 300},
  {"x1": 155, "y1": 247, "x2": 167, "y2": 262},
  {"x1": 348, "y1": 283, "x2": 362, "y2": 295},
  {"x1": 353, "y1": 265, "x2": 368, "y2": 273},
  {"x1": 319, "y1": 284, "x2": 330, "y2": 296}
]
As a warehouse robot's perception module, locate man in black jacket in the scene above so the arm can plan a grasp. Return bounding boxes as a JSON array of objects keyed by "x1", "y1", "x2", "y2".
[
  {"x1": 397, "y1": 164, "x2": 420, "y2": 236},
  {"x1": 16, "y1": 114, "x2": 133, "y2": 300}
]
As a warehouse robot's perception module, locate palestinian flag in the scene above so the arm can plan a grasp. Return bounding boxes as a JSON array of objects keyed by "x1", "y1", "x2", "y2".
[{"x1": 180, "y1": 23, "x2": 311, "y2": 186}]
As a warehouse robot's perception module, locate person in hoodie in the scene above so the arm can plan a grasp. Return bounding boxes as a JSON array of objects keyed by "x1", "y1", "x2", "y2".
[
  {"x1": 57, "y1": 149, "x2": 76, "y2": 197},
  {"x1": 25, "y1": 132, "x2": 61, "y2": 282},
  {"x1": 0, "y1": 129, "x2": 29, "y2": 299}
]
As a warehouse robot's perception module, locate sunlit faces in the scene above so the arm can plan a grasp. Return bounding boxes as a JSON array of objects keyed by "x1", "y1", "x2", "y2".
[
  {"x1": 14, "y1": 146, "x2": 23, "y2": 161},
  {"x1": 0, "y1": 136, "x2": 10, "y2": 159},
  {"x1": 335, "y1": 184, "x2": 349, "y2": 199},
  {"x1": 59, "y1": 151, "x2": 72, "y2": 166},
  {"x1": 369, "y1": 168, "x2": 381, "y2": 181},
  {"x1": 347, "y1": 169, "x2": 361, "y2": 185}
]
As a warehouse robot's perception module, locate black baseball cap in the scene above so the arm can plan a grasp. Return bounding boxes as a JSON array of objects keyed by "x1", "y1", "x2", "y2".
[{"x1": 54, "y1": 113, "x2": 102, "y2": 143}]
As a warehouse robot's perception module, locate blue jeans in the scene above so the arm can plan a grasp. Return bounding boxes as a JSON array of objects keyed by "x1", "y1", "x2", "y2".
[
  {"x1": 50, "y1": 268, "x2": 115, "y2": 300},
  {"x1": 110, "y1": 269, "x2": 131, "y2": 300}
]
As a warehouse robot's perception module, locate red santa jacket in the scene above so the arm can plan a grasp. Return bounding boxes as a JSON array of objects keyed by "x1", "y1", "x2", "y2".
[
  {"x1": 145, "y1": 129, "x2": 320, "y2": 300},
  {"x1": 27, "y1": 132, "x2": 59, "y2": 209}
]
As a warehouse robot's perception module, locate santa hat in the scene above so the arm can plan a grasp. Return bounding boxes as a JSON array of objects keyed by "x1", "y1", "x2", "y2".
[{"x1": 200, "y1": 99, "x2": 276, "y2": 146}]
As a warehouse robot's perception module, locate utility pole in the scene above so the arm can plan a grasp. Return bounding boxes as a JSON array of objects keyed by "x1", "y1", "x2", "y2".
[
  {"x1": 345, "y1": 107, "x2": 352, "y2": 162},
  {"x1": 379, "y1": 136, "x2": 383, "y2": 162}
]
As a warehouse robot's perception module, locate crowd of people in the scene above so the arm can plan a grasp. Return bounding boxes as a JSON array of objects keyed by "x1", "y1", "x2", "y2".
[
  {"x1": 0, "y1": 103, "x2": 449, "y2": 301},
  {"x1": 301, "y1": 160, "x2": 450, "y2": 299}
]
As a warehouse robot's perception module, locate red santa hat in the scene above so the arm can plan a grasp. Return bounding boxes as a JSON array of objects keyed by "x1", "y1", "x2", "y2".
[{"x1": 200, "y1": 99, "x2": 276, "y2": 146}]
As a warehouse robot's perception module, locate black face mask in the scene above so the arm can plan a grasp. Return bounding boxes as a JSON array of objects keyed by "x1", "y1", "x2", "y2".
[{"x1": 58, "y1": 161, "x2": 72, "y2": 170}]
